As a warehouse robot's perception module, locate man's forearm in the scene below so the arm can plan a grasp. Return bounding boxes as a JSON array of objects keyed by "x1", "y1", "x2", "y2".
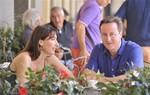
[
  {"x1": 84, "y1": 69, "x2": 126, "y2": 83},
  {"x1": 102, "y1": 75, "x2": 126, "y2": 82},
  {"x1": 76, "y1": 21, "x2": 86, "y2": 51}
]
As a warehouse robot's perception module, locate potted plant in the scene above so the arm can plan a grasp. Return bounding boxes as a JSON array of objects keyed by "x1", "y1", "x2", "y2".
[
  {"x1": 0, "y1": 24, "x2": 23, "y2": 64},
  {"x1": 1, "y1": 64, "x2": 150, "y2": 95},
  {"x1": 96, "y1": 67, "x2": 150, "y2": 95}
]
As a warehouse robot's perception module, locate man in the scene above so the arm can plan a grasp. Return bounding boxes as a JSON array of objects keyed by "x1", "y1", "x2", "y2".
[
  {"x1": 46, "y1": 7, "x2": 73, "y2": 70},
  {"x1": 71, "y1": 0, "x2": 111, "y2": 77},
  {"x1": 115, "y1": 0, "x2": 150, "y2": 64},
  {"x1": 47, "y1": 6, "x2": 73, "y2": 49},
  {"x1": 85, "y1": 16, "x2": 144, "y2": 82}
]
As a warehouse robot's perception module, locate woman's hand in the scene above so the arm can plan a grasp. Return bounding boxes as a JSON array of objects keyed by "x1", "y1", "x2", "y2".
[{"x1": 55, "y1": 48, "x2": 64, "y2": 60}]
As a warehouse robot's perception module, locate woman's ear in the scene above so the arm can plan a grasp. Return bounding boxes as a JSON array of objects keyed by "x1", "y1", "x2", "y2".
[{"x1": 39, "y1": 40, "x2": 43, "y2": 46}]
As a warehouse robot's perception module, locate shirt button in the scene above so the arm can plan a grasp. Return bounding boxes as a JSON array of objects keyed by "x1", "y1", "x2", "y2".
[
  {"x1": 120, "y1": 70, "x2": 122, "y2": 72},
  {"x1": 112, "y1": 69, "x2": 114, "y2": 71}
]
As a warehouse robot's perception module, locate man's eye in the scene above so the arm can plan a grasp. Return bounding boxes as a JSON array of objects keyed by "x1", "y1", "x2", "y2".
[
  {"x1": 102, "y1": 34, "x2": 107, "y2": 36},
  {"x1": 111, "y1": 33, "x2": 115, "y2": 36}
]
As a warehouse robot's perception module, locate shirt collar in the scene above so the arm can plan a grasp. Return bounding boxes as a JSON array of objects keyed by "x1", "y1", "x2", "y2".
[{"x1": 118, "y1": 38, "x2": 126, "y2": 55}]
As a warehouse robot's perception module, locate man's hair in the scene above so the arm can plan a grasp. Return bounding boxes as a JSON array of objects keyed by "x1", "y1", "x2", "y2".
[
  {"x1": 100, "y1": 16, "x2": 123, "y2": 33},
  {"x1": 50, "y1": 6, "x2": 64, "y2": 16}
]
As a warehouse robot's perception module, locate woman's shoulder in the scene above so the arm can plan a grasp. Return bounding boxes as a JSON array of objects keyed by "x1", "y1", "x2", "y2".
[
  {"x1": 13, "y1": 52, "x2": 31, "y2": 63},
  {"x1": 10, "y1": 52, "x2": 31, "y2": 71}
]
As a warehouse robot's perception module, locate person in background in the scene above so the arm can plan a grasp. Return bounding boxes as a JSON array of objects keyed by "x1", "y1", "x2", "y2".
[
  {"x1": 115, "y1": 0, "x2": 150, "y2": 65},
  {"x1": 71, "y1": 0, "x2": 111, "y2": 77},
  {"x1": 10, "y1": 25, "x2": 74, "y2": 85},
  {"x1": 46, "y1": 6, "x2": 74, "y2": 70},
  {"x1": 85, "y1": 16, "x2": 144, "y2": 82},
  {"x1": 20, "y1": 8, "x2": 42, "y2": 48}
]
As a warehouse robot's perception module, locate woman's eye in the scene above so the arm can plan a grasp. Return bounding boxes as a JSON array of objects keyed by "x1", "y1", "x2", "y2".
[
  {"x1": 51, "y1": 38, "x2": 55, "y2": 40},
  {"x1": 51, "y1": 37, "x2": 57, "y2": 40}
]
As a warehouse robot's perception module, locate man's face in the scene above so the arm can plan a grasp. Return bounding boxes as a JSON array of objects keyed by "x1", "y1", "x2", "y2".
[
  {"x1": 97, "y1": 0, "x2": 111, "y2": 7},
  {"x1": 100, "y1": 22, "x2": 122, "y2": 53},
  {"x1": 50, "y1": 10, "x2": 65, "y2": 30}
]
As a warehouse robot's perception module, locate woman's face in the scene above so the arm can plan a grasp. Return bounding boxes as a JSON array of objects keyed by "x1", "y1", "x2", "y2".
[{"x1": 40, "y1": 33, "x2": 59, "y2": 56}]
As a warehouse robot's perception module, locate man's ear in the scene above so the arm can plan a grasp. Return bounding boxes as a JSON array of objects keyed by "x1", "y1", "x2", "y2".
[{"x1": 119, "y1": 31, "x2": 123, "y2": 37}]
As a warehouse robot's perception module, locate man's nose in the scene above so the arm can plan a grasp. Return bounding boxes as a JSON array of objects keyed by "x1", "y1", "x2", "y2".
[
  {"x1": 56, "y1": 17, "x2": 59, "y2": 22},
  {"x1": 106, "y1": 35, "x2": 111, "y2": 41}
]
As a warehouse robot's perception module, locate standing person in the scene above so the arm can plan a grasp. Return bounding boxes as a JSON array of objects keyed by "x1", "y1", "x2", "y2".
[
  {"x1": 46, "y1": 6, "x2": 73, "y2": 69},
  {"x1": 9, "y1": 25, "x2": 74, "y2": 85},
  {"x1": 85, "y1": 16, "x2": 144, "y2": 82},
  {"x1": 115, "y1": 0, "x2": 150, "y2": 64},
  {"x1": 20, "y1": 8, "x2": 42, "y2": 48},
  {"x1": 71, "y1": 0, "x2": 111, "y2": 77}
]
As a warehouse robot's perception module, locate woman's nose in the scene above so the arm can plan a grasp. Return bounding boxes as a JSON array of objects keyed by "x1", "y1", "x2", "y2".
[{"x1": 55, "y1": 40, "x2": 59, "y2": 47}]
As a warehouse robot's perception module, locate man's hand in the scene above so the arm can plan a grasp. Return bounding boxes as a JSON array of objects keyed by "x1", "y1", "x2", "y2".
[
  {"x1": 79, "y1": 49, "x2": 90, "y2": 67},
  {"x1": 83, "y1": 69, "x2": 126, "y2": 83}
]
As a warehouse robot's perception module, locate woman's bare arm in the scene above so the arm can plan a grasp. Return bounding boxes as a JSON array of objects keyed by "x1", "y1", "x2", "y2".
[
  {"x1": 10, "y1": 53, "x2": 31, "y2": 85},
  {"x1": 46, "y1": 55, "x2": 74, "y2": 78}
]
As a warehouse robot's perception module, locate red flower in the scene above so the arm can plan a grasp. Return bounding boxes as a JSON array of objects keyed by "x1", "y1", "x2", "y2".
[
  {"x1": 60, "y1": 70, "x2": 69, "y2": 79},
  {"x1": 18, "y1": 86, "x2": 28, "y2": 95},
  {"x1": 41, "y1": 72, "x2": 47, "y2": 77},
  {"x1": 57, "y1": 91, "x2": 64, "y2": 95},
  {"x1": 125, "y1": 83, "x2": 129, "y2": 88}
]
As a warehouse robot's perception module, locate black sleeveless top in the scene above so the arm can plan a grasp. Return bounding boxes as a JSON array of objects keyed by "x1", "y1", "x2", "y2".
[
  {"x1": 4, "y1": 64, "x2": 17, "y2": 87},
  {"x1": 6, "y1": 61, "x2": 47, "y2": 87}
]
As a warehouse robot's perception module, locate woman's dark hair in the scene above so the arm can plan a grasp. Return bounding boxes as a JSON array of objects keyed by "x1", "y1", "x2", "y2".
[
  {"x1": 99, "y1": 16, "x2": 123, "y2": 33},
  {"x1": 22, "y1": 25, "x2": 58, "y2": 60}
]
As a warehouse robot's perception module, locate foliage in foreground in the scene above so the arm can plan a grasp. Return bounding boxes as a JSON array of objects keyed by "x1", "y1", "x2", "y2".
[
  {"x1": 0, "y1": 66, "x2": 150, "y2": 95},
  {"x1": 97, "y1": 67, "x2": 150, "y2": 95}
]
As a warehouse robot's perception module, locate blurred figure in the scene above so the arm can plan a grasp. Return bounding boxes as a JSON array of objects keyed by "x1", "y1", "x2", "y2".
[
  {"x1": 115, "y1": 0, "x2": 150, "y2": 64},
  {"x1": 46, "y1": 6, "x2": 74, "y2": 70},
  {"x1": 20, "y1": 8, "x2": 42, "y2": 48},
  {"x1": 71, "y1": 0, "x2": 111, "y2": 77}
]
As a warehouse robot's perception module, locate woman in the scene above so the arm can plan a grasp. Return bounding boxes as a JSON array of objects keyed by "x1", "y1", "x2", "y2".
[
  {"x1": 20, "y1": 8, "x2": 42, "y2": 48},
  {"x1": 10, "y1": 25, "x2": 74, "y2": 85}
]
